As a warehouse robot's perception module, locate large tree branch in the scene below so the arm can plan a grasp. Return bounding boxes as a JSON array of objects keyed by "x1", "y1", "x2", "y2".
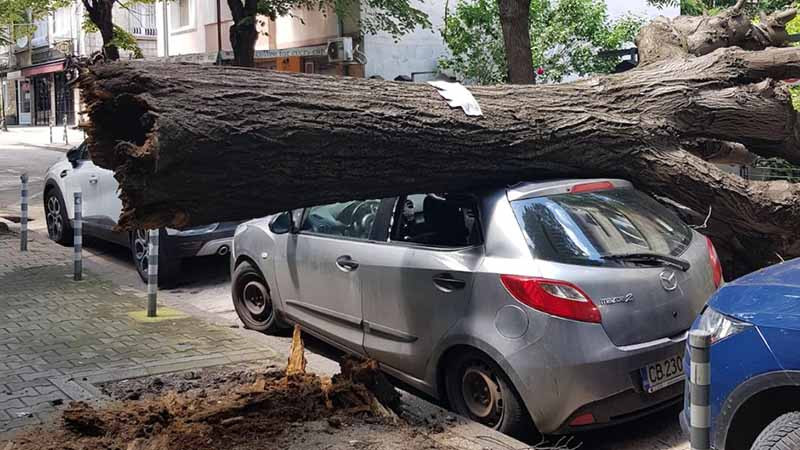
[{"x1": 77, "y1": 55, "x2": 800, "y2": 278}]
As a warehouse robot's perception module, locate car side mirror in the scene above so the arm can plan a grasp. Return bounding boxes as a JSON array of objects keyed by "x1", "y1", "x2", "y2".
[
  {"x1": 269, "y1": 212, "x2": 291, "y2": 234},
  {"x1": 66, "y1": 148, "x2": 81, "y2": 168},
  {"x1": 270, "y1": 210, "x2": 301, "y2": 234}
]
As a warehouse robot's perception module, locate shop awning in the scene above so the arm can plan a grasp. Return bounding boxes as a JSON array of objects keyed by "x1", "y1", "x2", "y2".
[{"x1": 22, "y1": 60, "x2": 64, "y2": 78}]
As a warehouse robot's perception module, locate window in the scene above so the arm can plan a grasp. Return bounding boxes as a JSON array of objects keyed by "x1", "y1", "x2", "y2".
[
  {"x1": 392, "y1": 193, "x2": 481, "y2": 248},
  {"x1": 31, "y1": 18, "x2": 48, "y2": 47},
  {"x1": 510, "y1": 187, "x2": 692, "y2": 267},
  {"x1": 300, "y1": 200, "x2": 381, "y2": 240},
  {"x1": 53, "y1": 7, "x2": 72, "y2": 38},
  {"x1": 129, "y1": 3, "x2": 157, "y2": 36},
  {"x1": 177, "y1": 0, "x2": 190, "y2": 28}
]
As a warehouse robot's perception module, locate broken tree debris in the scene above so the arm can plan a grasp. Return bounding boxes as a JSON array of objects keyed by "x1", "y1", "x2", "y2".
[
  {"x1": 10, "y1": 357, "x2": 408, "y2": 449},
  {"x1": 79, "y1": 2, "x2": 800, "y2": 277}
]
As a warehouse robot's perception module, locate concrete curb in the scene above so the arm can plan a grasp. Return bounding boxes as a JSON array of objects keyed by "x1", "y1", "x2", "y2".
[{"x1": 400, "y1": 393, "x2": 533, "y2": 450}]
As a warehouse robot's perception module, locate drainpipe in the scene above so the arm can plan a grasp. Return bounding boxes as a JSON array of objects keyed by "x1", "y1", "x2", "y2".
[
  {"x1": 162, "y1": 0, "x2": 169, "y2": 57},
  {"x1": 215, "y1": 0, "x2": 222, "y2": 64},
  {"x1": 337, "y1": 17, "x2": 348, "y2": 76}
]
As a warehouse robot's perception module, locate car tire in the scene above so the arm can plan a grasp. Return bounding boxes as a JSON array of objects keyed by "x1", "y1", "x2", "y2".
[
  {"x1": 130, "y1": 229, "x2": 181, "y2": 288},
  {"x1": 44, "y1": 188, "x2": 73, "y2": 246},
  {"x1": 231, "y1": 261, "x2": 282, "y2": 334},
  {"x1": 444, "y1": 350, "x2": 534, "y2": 440},
  {"x1": 751, "y1": 412, "x2": 800, "y2": 450}
]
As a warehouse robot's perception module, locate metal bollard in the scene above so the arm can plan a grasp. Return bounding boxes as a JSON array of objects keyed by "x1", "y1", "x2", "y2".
[
  {"x1": 49, "y1": 122, "x2": 53, "y2": 144},
  {"x1": 63, "y1": 114, "x2": 69, "y2": 145},
  {"x1": 73, "y1": 192, "x2": 82, "y2": 281},
  {"x1": 689, "y1": 330, "x2": 712, "y2": 450},
  {"x1": 20, "y1": 174, "x2": 28, "y2": 252},
  {"x1": 147, "y1": 229, "x2": 158, "y2": 317}
]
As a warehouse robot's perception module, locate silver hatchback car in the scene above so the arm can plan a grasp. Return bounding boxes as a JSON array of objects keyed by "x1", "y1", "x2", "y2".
[{"x1": 230, "y1": 179, "x2": 722, "y2": 437}]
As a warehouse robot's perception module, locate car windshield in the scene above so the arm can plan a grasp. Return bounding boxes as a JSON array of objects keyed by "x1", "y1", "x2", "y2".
[{"x1": 510, "y1": 187, "x2": 692, "y2": 267}]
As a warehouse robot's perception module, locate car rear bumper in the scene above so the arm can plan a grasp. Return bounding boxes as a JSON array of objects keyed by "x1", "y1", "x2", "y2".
[
  {"x1": 505, "y1": 326, "x2": 687, "y2": 434},
  {"x1": 162, "y1": 222, "x2": 238, "y2": 259}
]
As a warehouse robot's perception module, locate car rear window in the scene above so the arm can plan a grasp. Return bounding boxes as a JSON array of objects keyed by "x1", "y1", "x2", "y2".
[{"x1": 510, "y1": 187, "x2": 692, "y2": 266}]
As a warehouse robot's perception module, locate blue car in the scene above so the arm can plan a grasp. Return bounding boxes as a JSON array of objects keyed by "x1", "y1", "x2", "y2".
[{"x1": 682, "y1": 258, "x2": 800, "y2": 450}]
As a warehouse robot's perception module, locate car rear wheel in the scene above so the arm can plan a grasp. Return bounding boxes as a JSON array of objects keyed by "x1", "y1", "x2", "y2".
[
  {"x1": 44, "y1": 189, "x2": 73, "y2": 245},
  {"x1": 130, "y1": 229, "x2": 180, "y2": 288},
  {"x1": 232, "y1": 261, "x2": 282, "y2": 334},
  {"x1": 751, "y1": 412, "x2": 800, "y2": 450},
  {"x1": 444, "y1": 350, "x2": 533, "y2": 440}
]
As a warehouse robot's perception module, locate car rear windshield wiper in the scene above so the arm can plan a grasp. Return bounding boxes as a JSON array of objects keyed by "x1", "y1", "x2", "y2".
[{"x1": 601, "y1": 253, "x2": 691, "y2": 271}]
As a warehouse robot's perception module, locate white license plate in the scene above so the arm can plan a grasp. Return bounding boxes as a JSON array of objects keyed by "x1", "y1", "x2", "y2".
[{"x1": 641, "y1": 355, "x2": 684, "y2": 393}]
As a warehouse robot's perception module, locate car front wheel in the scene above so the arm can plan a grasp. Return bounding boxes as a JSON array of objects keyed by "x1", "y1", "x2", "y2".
[
  {"x1": 232, "y1": 261, "x2": 282, "y2": 334},
  {"x1": 44, "y1": 189, "x2": 73, "y2": 245},
  {"x1": 751, "y1": 412, "x2": 800, "y2": 450},
  {"x1": 444, "y1": 350, "x2": 534, "y2": 440}
]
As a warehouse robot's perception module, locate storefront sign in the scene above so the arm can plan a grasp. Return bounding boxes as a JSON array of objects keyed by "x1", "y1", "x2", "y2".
[
  {"x1": 6, "y1": 71, "x2": 22, "y2": 80},
  {"x1": 22, "y1": 60, "x2": 64, "y2": 78}
]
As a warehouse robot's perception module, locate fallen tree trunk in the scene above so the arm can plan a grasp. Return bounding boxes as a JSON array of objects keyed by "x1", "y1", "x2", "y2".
[{"x1": 79, "y1": 14, "x2": 800, "y2": 279}]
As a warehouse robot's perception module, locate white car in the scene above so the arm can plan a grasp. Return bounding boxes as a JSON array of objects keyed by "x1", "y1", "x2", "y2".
[{"x1": 43, "y1": 141, "x2": 239, "y2": 286}]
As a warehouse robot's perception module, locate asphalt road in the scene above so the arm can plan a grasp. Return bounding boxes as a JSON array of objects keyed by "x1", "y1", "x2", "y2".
[
  {"x1": 1, "y1": 130, "x2": 689, "y2": 450},
  {"x1": 0, "y1": 143, "x2": 65, "y2": 217}
]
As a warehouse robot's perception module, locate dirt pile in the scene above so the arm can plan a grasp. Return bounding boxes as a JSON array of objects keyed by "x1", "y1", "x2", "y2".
[{"x1": 8, "y1": 329, "x2": 427, "y2": 450}]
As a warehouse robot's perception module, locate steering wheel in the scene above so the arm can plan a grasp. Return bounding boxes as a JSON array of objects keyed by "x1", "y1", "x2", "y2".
[{"x1": 349, "y1": 200, "x2": 380, "y2": 237}]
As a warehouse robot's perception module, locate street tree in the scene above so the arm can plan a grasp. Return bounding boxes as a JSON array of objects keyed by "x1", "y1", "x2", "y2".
[
  {"x1": 225, "y1": 0, "x2": 431, "y2": 67},
  {"x1": 81, "y1": 0, "x2": 156, "y2": 60},
  {"x1": 439, "y1": 0, "x2": 643, "y2": 84},
  {"x1": 76, "y1": 1, "x2": 800, "y2": 278}
]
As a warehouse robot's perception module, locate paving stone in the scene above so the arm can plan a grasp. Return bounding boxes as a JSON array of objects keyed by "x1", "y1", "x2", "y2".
[{"x1": 0, "y1": 233, "x2": 280, "y2": 434}]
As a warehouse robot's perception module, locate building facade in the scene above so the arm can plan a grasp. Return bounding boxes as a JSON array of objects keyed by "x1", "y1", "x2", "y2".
[
  {"x1": 153, "y1": 0, "x2": 678, "y2": 81},
  {"x1": 0, "y1": 2, "x2": 158, "y2": 126},
  {"x1": 153, "y1": 0, "x2": 449, "y2": 80}
]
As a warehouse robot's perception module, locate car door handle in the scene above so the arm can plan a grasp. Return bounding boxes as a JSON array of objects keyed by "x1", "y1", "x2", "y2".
[
  {"x1": 433, "y1": 273, "x2": 466, "y2": 292},
  {"x1": 88, "y1": 176, "x2": 98, "y2": 184},
  {"x1": 336, "y1": 255, "x2": 359, "y2": 272}
]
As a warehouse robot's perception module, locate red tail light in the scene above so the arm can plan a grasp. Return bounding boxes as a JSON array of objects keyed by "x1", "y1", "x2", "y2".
[
  {"x1": 500, "y1": 275, "x2": 601, "y2": 323},
  {"x1": 706, "y1": 236, "x2": 723, "y2": 288}
]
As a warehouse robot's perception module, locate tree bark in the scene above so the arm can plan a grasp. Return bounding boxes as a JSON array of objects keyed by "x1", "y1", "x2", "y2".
[
  {"x1": 497, "y1": 0, "x2": 534, "y2": 84},
  {"x1": 636, "y1": 0, "x2": 795, "y2": 65},
  {"x1": 227, "y1": 0, "x2": 258, "y2": 67},
  {"x1": 78, "y1": 43, "x2": 800, "y2": 278}
]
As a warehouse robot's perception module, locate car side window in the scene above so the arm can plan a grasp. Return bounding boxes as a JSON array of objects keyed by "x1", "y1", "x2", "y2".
[
  {"x1": 300, "y1": 199, "x2": 381, "y2": 240},
  {"x1": 392, "y1": 193, "x2": 481, "y2": 247}
]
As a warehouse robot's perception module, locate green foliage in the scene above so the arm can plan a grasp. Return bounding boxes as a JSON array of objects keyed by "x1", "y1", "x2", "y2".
[
  {"x1": 82, "y1": 10, "x2": 143, "y2": 58},
  {"x1": 439, "y1": 0, "x2": 643, "y2": 84},
  {"x1": 0, "y1": 0, "x2": 71, "y2": 42},
  {"x1": 240, "y1": 0, "x2": 430, "y2": 40}
]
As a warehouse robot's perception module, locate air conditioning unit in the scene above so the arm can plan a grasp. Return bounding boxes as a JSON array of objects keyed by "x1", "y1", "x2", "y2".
[{"x1": 327, "y1": 37, "x2": 353, "y2": 63}]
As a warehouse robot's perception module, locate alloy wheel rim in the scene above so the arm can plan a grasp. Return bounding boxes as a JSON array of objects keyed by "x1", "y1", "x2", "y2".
[
  {"x1": 242, "y1": 280, "x2": 271, "y2": 317},
  {"x1": 133, "y1": 230, "x2": 149, "y2": 275},
  {"x1": 46, "y1": 196, "x2": 63, "y2": 239},
  {"x1": 461, "y1": 364, "x2": 503, "y2": 426}
]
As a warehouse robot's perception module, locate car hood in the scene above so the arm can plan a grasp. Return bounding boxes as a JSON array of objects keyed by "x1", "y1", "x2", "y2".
[
  {"x1": 47, "y1": 156, "x2": 71, "y2": 174},
  {"x1": 710, "y1": 258, "x2": 800, "y2": 330}
]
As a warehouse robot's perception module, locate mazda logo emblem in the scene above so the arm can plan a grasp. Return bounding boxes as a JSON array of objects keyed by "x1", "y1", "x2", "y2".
[{"x1": 659, "y1": 270, "x2": 678, "y2": 291}]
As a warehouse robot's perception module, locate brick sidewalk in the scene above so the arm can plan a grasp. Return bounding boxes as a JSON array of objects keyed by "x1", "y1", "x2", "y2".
[{"x1": 0, "y1": 231, "x2": 279, "y2": 435}]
